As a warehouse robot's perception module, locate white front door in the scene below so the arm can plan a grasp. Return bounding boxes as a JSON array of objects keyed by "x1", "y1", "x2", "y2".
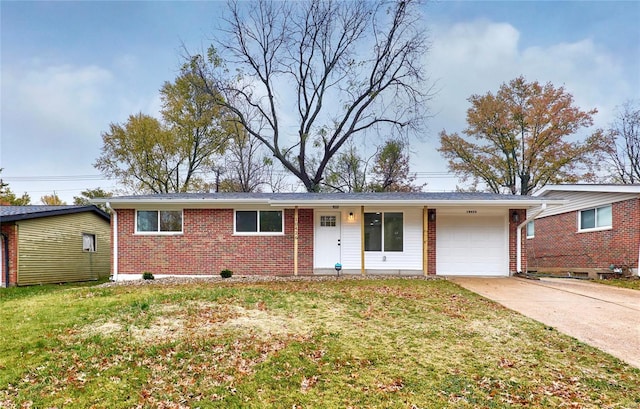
[{"x1": 314, "y1": 212, "x2": 342, "y2": 268}]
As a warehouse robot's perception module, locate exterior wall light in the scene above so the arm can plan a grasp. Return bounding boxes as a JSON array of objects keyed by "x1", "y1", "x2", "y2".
[
  {"x1": 428, "y1": 210, "x2": 436, "y2": 222},
  {"x1": 348, "y1": 212, "x2": 354, "y2": 221},
  {"x1": 512, "y1": 211, "x2": 520, "y2": 223}
]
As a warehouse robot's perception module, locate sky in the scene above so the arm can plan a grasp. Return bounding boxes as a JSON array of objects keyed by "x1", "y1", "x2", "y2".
[{"x1": 1, "y1": 0, "x2": 639, "y2": 203}]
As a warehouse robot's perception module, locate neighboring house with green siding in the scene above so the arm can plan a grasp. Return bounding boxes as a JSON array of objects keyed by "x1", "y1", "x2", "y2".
[{"x1": 0, "y1": 205, "x2": 111, "y2": 287}]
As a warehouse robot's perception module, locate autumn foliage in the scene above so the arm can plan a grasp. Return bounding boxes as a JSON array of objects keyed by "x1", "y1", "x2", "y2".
[{"x1": 439, "y1": 76, "x2": 607, "y2": 195}]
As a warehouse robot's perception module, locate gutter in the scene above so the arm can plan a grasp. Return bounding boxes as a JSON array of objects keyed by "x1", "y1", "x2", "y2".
[
  {"x1": 105, "y1": 202, "x2": 118, "y2": 282},
  {"x1": 516, "y1": 203, "x2": 547, "y2": 273},
  {"x1": 1, "y1": 232, "x2": 8, "y2": 288}
]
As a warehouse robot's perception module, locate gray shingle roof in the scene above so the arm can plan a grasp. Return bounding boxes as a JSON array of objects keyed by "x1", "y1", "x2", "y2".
[
  {"x1": 107, "y1": 191, "x2": 542, "y2": 201},
  {"x1": 0, "y1": 205, "x2": 110, "y2": 222}
]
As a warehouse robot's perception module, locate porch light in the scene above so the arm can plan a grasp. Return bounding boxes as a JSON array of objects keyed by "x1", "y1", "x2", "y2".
[
  {"x1": 428, "y1": 210, "x2": 436, "y2": 222},
  {"x1": 512, "y1": 211, "x2": 520, "y2": 223},
  {"x1": 348, "y1": 212, "x2": 354, "y2": 221}
]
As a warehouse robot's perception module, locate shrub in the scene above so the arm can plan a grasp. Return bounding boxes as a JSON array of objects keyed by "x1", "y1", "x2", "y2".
[
  {"x1": 220, "y1": 269, "x2": 233, "y2": 279},
  {"x1": 142, "y1": 272, "x2": 155, "y2": 280}
]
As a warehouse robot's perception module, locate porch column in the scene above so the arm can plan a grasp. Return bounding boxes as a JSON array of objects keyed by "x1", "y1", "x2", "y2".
[
  {"x1": 423, "y1": 207, "x2": 428, "y2": 276},
  {"x1": 294, "y1": 206, "x2": 299, "y2": 276},
  {"x1": 360, "y1": 205, "x2": 365, "y2": 275}
]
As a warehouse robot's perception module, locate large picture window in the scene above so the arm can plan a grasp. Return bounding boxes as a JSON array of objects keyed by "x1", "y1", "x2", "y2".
[
  {"x1": 136, "y1": 210, "x2": 182, "y2": 233},
  {"x1": 579, "y1": 205, "x2": 612, "y2": 231},
  {"x1": 235, "y1": 210, "x2": 283, "y2": 234},
  {"x1": 364, "y1": 212, "x2": 403, "y2": 252}
]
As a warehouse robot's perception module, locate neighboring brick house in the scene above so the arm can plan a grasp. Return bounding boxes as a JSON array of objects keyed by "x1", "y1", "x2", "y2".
[
  {"x1": 0, "y1": 205, "x2": 111, "y2": 287},
  {"x1": 96, "y1": 192, "x2": 561, "y2": 280},
  {"x1": 527, "y1": 185, "x2": 640, "y2": 278}
]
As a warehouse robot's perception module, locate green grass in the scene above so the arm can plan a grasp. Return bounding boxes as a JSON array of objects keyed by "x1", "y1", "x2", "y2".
[
  {"x1": 1, "y1": 278, "x2": 639, "y2": 408},
  {"x1": 595, "y1": 277, "x2": 640, "y2": 290}
]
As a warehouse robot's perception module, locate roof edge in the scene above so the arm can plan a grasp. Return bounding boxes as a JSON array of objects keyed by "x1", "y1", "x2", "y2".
[
  {"x1": 0, "y1": 205, "x2": 110, "y2": 223},
  {"x1": 535, "y1": 184, "x2": 640, "y2": 197}
]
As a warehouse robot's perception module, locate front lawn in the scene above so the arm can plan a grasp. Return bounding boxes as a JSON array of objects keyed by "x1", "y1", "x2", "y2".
[
  {"x1": 596, "y1": 277, "x2": 640, "y2": 290},
  {"x1": 1, "y1": 278, "x2": 638, "y2": 408}
]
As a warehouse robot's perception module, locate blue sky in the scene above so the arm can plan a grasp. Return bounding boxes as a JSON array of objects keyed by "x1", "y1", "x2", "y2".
[{"x1": 1, "y1": 0, "x2": 639, "y2": 202}]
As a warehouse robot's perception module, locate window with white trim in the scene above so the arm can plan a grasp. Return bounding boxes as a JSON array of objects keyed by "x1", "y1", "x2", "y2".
[
  {"x1": 235, "y1": 210, "x2": 283, "y2": 234},
  {"x1": 526, "y1": 221, "x2": 535, "y2": 238},
  {"x1": 579, "y1": 205, "x2": 612, "y2": 231},
  {"x1": 136, "y1": 210, "x2": 183, "y2": 233},
  {"x1": 364, "y1": 212, "x2": 403, "y2": 252},
  {"x1": 82, "y1": 233, "x2": 96, "y2": 252}
]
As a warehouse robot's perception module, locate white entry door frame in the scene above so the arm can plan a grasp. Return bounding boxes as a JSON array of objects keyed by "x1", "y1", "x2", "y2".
[{"x1": 314, "y1": 211, "x2": 342, "y2": 269}]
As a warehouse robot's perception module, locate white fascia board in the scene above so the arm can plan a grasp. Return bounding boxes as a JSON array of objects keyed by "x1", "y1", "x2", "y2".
[
  {"x1": 268, "y1": 199, "x2": 565, "y2": 208},
  {"x1": 97, "y1": 198, "x2": 272, "y2": 208},
  {"x1": 535, "y1": 184, "x2": 640, "y2": 197},
  {"x1": 96, "y1": 197, "x2": 566, "y2": 209}
]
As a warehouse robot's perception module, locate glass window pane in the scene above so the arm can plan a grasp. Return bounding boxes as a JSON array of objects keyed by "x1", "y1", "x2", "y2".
[
  {"x1": 384, "y1": 212, "x2": 403, "y2": 252},
  {"x1": 236, "y1": 211, "x2": 257, "y2": 232},
  {"x1": 596, "y1": 205, "x2": 612, "y2": 228},
  {"x1": 320, "y1": 215, "x2": 336, "y2": 227},
  {"x1": 364, "y1": 213, "x2": 382, "y2": 251},
  {"x1": 160, "y1": 211, "x2": 182, "y2": 232},
  {"x1": 82, "y1": 234, "x2": 96, "y2": 251},
  {"x1": 260, "y1": 211, "x2": 282, "y2": 232},
  {"x1": 580, "y1": 209, "x2": 595, "y2": 230},
  {"x1": 137, "y1": 211, "x2": 158, "y2": 232},
  {"x1": 526, "y1": 221, "x2": 535, "y2": 237}
]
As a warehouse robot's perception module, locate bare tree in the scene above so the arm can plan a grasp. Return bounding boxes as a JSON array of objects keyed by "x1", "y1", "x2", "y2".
[
  {"x1": 369, "y1": 138, "x2": 424, "y2": 192},
  {"x1": 188, "y1": 0, "x2": 430, "y2": 192},
  {"x1": 219, "y1": 125, "x2": 272, "y2": 192},
  {"x1": 605, "y1": 101, "x2": 640, "y2": 184},
  {"x1": 323, "y1": 142, "x2": 372, "y2": 193}
]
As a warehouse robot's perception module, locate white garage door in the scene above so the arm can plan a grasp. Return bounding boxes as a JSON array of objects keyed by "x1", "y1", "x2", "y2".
[{"x1": 436, "y1": 215, "x2": 509, "y2": 276}]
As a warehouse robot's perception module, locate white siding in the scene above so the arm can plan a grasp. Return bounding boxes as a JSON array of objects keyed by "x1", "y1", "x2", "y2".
[
  {"x1": 329, "y1": 207, "x2": 422, "y2": 271},
  {"x1": 339, "y1": 208, "x2": 362, "y2": 270},
  {"x1": 533, "y1": 191, "x2": 639, "y2": 219},
  {"x1": 364, "y1": 208, "x2": 422, "y2": 270}
]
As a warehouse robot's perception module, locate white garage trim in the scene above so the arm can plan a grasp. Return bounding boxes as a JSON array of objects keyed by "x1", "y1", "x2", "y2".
[{"x1": 436, "y1": 214, "x2": 509, "y2": 276}]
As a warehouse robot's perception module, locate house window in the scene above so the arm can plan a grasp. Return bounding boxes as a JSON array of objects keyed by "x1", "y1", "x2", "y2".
[
  {"x1": 235, "y1": 210, "x2": 283, "y2": 234},
  {"x1": 82, "y1": 233, "x2": 96, "y2": 252},
  {"x1": 320, "y1": 215, "x2": 336, "y2": 227},
  {"x1": 579, "y1": 205, "x2": 612, "y2": 231},
  {"x1": 526, "y1": 221, "x2": 535, "y2": 238},
  {"x1": 136, "y1": 210, "x2": 183, "y2": 233},
  {"x1": 364, "y1": 212, "x2": 403, "y2": 252}
]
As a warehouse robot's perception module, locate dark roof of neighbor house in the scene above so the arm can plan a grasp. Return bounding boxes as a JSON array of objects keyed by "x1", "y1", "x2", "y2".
[
  {"x1": 96, "y1": 192, "x2": 564, "y2": 208},
  {"x1": 0, "y1": 205, "x2": 111, "y2": 223}
]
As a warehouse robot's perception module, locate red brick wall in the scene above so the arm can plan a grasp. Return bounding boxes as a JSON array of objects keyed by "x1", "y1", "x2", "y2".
[
  {"x1": 1, "y1": 224, "x2": 18, "y2": 286},
  {"x1": 509, "y1": 209, "x2": 527, "y2": 273},
  {"x1": 527, "y1": 199, "x2": 640, "y2": 272},
  {"x1": 116, "y1": 208, "x2": 314, "y2": 276},
  {"x1": 427, "y1": 212, "x2": 436, "y2": 275}
]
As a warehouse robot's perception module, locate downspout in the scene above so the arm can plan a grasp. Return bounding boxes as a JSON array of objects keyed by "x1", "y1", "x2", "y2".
[
  {"x1": 516, "y1": 203, "x2": 547, "y2": 273},
  {"x1": 1, "y1": 232, "x2": 9, "y2": 288},
  {"x1": 105, "y1": 202, "x2": 118, "y2": 282}
]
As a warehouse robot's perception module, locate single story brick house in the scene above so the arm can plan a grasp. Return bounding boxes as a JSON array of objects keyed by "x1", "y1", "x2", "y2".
[
  {"x1": 97, "y1": 192, "x2": 561, "y2": 280},
  {"x1": 527, "y1": 184, "x2": 640, "y2": 278},
  {"x1": 0, "y1": 205, "x2": 111, "y2": 287}
]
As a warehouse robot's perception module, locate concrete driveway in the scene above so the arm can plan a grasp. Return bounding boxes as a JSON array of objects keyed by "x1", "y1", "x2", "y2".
[{"x1": 449, "y1": 277, "x2": 640, "y2": 369}]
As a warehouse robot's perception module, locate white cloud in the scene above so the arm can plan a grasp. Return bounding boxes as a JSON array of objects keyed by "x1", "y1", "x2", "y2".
[{"x1": 415, "y1": 19, "x2": 633, "y2": 190}]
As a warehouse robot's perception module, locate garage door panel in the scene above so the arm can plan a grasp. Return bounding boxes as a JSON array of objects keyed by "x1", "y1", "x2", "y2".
[{"x1": 436, "y1": 215, "x2": 508, "y2": 276}]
